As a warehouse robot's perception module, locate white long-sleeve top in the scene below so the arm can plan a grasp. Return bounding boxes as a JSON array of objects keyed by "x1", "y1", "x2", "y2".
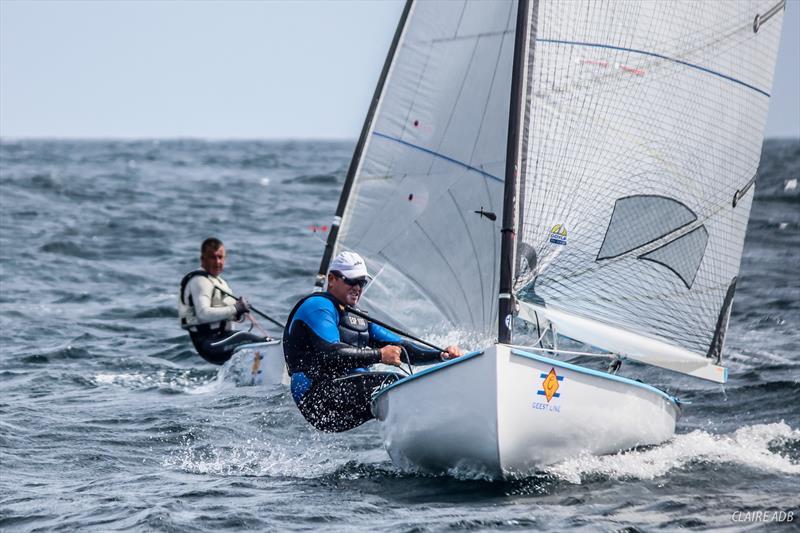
[{"x1": 178, "y1": 273, "x2": 238, "y2": 330}]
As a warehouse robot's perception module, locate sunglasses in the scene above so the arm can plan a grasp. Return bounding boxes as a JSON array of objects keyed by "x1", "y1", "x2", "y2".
[{"x1": 332, "y1": 272, "x2": 369, "y2": 288}]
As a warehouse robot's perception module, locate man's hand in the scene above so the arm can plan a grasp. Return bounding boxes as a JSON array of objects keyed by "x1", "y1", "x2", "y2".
[
  {"x1": 380, "y1": 345, "x2": 403, "y2": 366},
  {"x1": 441, "y1": 345, "x2": 464, "y2": 360},
  {"x1": 234, "y1": 297, "x2": 251, "y2": 319}
]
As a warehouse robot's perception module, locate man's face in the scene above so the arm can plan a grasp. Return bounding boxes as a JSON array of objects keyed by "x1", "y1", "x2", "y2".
[
  {"x1": 201, "y1": 245, "x2": 226, "y2": 277},
  {"x1": 327, "y1": 273, "x2": 363, "y2": 307}
]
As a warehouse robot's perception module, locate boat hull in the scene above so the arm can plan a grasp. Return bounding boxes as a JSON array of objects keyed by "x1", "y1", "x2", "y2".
[
  {"x1": 371, "y1": 344, "x2": 679, "y2": 478},
  {"x1": 218, "y1": 340, "x2": 289, "y2": 387}
]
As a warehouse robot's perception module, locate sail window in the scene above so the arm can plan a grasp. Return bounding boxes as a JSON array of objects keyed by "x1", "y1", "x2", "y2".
[
  {"x1": 639, "y1": 226, "x2": 709, "y2": 289},
  {"x1": 596, "y1": 195, "x2": 697, "y2": 260}
]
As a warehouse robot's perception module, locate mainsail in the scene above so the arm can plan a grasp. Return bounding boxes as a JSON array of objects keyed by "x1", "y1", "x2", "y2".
[
  {"x1": 513, "y1": 0, "x2": 785, "y2": 381},
  {"x1": 319, "y1": 0, "x2": 518, "y2": 338},
  {"x1": 320, "y1": 0, "x2": 785, "y2": 383}
]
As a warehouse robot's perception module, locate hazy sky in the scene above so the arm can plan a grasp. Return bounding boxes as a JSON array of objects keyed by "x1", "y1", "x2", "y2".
[{"x1": 1, "y1": 0, "x2": 798, "y2": 139}]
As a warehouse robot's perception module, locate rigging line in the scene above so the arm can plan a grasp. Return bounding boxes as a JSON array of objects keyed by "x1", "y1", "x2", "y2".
[
  {"x1": 511, "y1": 345, "x2": 614, "y2": 358},
  {"x1": 447, "y1": 189, "x2": 488, "y2": 328},
  {"x1": 373, "y1": 132, "x2": 504, "y2": 183},
  {"x1": 531, "y1": 320, "x2": 551, "y2": 347},
  {"x1": 535, "y1": 38, "x2": 771, "y2": 97}
]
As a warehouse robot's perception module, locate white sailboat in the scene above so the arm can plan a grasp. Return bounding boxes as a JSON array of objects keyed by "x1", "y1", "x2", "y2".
[{"x1": 315, "y1": 0, "x2": 786, "y2": 478}]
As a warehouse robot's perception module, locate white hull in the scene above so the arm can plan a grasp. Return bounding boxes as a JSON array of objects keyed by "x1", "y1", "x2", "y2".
[
  {"x1": 371, "y1": 344, "x2": 679, "y2": 479},
  {"x1": 217, "y1": 340, "x2": 289, "y2": 387}
]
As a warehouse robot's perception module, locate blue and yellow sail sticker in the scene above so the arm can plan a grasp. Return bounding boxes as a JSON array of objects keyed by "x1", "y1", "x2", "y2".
[
  {"x1": 549, "y1": 224, "x2": 567, "y2": 245},
  {"x1": 538, "y1": 368, "x2": 563, "y2": 402},
  {"x1": 251, "y1": 351, "x2": 262, "y2": 375}
]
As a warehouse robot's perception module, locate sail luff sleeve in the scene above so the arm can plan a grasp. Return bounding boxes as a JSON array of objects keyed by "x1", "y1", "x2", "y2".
[
  {"x1": 498, "y1": 0, "x2": 533, "y2": 344},
  {"x1": 513, "y1": 0, "x2": 540, "y2": 291},
  {"x1": 315, "y1": 0, "x2": 415, "y2": 288}
]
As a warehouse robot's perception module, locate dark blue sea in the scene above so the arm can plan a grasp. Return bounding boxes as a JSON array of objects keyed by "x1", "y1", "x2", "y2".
[{"x1": 1, "y1": 138, "x2": 798, "y2": 532}]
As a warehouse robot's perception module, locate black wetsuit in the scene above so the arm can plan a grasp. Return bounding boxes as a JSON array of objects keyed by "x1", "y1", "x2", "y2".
[
  {"x1": 283, "y1": 292, "x2": 440, "y2": 432},
  {"x1": 180, "y1": 270, "x2": 268, "y2": 365},
  {"x1": 189, "y1": 326, "x2": 267, "y2": 365}
]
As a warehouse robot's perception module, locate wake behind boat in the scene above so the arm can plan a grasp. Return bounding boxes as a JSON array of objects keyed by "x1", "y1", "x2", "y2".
[{"x1": 307, "y1": 0, "x2": 786, "y2": 478}]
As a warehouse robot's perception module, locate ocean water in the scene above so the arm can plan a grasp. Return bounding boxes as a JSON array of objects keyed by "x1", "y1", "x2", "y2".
[{"x1": 0, "y1": 138, "x2": 798, "y2": 532}]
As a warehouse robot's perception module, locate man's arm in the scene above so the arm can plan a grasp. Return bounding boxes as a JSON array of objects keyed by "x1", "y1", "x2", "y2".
[
  {"x1": 369, "y1": 323, "x2": 464, "y2": 362},
  {"x1": 189, "y1": 276, "x2": 237, "y2": 323},
  {"x1": 368, "y1": 323, "x2": 441, "y2": 363},
  {"x1": 292, "y1": 299, "x2": 382, "y2": 368}
]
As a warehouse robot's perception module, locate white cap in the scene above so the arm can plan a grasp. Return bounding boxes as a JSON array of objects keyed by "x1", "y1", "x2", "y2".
[{"x1": 329, "y1": 251, "x2": 371, "y2": 280}]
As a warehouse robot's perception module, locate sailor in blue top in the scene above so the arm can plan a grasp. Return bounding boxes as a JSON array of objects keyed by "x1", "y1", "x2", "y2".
[{"x1": 283, "y1": 251, "x2": 464, "y2": 432}]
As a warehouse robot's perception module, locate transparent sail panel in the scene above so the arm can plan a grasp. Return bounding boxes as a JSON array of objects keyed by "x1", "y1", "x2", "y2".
[
  {"x1": 517, "y1": 0, "x2": 784, "y2": 359},
  {"x1": 337, "y1": 0, "x2": 517, "y2": 337}
]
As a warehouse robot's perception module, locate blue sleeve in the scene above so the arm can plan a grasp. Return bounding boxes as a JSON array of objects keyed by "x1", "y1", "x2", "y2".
[
  {"x1": 285, "y1": 296, "x2": 381, "y2": 373},
  {"x1": 290, "y1": 297, "x2": 340, "y2": 343},
  {"x1": 368, "y1": 322, "x2": 440, "y2": 363},
  {"x1": 369, "y1": 322, "x2": 402, "y2": 343}
]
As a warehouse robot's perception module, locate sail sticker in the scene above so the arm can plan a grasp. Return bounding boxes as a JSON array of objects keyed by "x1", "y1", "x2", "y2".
[
  {"x1": 537, "y1": 368, "x2": 563, "y2": 402},
  {"x1": 549, "y1": 224, "x2": 568, "y2": 245},
  {"x1": 575, "y1": 57, "x2": 645, "y2": 76},
  {"x1": 251, "y1": 351, "x2": 262, "y2": 376}
]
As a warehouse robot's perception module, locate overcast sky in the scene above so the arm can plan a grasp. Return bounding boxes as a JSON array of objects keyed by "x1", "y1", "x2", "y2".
[{"x1": 1, "y1": 0, "x2": 798, "y2": 139}]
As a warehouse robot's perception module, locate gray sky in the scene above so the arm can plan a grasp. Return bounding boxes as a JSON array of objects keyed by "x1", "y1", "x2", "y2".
[{"x1": 1, "y1": 0, "x2": 798, "y2": 139}]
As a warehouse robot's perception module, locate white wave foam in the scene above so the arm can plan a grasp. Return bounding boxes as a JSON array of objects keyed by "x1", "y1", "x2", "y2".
[
  {"x1": 93, "y1": 370, "x2": 214, "y2": 393},
  {"x1": 546, "y1": 422, "x2": 800, "y2": 484},
  {"x1": 163, "y1": 433, "x2": 382, "y2": 479}
]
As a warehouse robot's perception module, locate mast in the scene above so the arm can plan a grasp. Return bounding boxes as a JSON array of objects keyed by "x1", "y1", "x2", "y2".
[
  {"x1": 498, "y1": 0, "x2": 533, "y2": 343},
  {"x1": 315, "y1": 0, "x2": 414, "y2": 289}
]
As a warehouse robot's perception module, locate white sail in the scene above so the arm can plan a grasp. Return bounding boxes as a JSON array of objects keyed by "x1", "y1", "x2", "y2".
[
  {"x1": 514, "y1": 0, "x2": 785, "y2": 378},
  {"x1": 332, "y1": 0, "x2": 518, "y2": 337},
  {"x1": 349, "y1": 0, "x2": 788, "y2": 478}
]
